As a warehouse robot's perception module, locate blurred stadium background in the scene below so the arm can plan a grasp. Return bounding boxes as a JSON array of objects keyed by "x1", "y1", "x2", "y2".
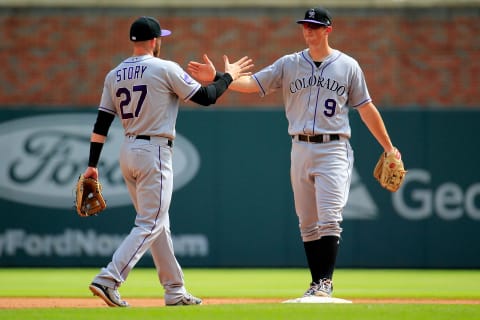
[
  {"x1": 0, "y1": 1, "x2": 479, "y2": 269},
  {"x1": 1, "y1": 0, "x2": 478, "y2": 108}
]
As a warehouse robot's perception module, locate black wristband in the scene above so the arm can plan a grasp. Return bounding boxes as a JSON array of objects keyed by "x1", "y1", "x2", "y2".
[
  {"x1": 214, "y1": 71, "x2": 225, "y2": 81},
  {"x1": 219, "y1": 73, "x2": 233, "y2": 86},
  {"x1": 189, "y1": 73, "x2": 234, "y2": 106},
  {"x1": 88, "y1": 142, "x2": 104, "y2": 168}
]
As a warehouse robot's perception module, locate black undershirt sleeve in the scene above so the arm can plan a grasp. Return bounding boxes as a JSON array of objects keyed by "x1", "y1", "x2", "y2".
[
  {"x1": 190, "y1": 72, "x2": 233, "y2": 106},
  {"x1": 93, "y1": 110, "x2": 115, "y2": 136}
]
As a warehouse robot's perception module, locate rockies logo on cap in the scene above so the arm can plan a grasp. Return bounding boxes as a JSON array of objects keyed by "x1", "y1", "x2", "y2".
[{"x1": 296, "y1": 7, "x2": 332, "y2": 27}]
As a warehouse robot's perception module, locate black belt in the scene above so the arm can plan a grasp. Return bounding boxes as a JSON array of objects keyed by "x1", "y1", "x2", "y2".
[
  {"x1": 136, "y1": 135, "x2": 173, "y2": 147},
  {"x1": 294, "y1": 134, "x2": 340, "y2": 143}
]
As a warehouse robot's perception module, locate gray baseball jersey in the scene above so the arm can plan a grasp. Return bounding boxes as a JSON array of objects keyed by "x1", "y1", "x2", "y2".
[
  {"x1": 253, "y1": 49, "x2": 371, "y2": 138},
  {"x1": 99, "y1": 55, "x2": 201, "y2": 139},
  {"x1": 252, "y1": 48, "x2": 369, "y2": 241}
]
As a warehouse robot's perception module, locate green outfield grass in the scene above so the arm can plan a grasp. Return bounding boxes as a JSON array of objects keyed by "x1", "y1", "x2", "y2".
[
  {"x1": 0, "y1": 268, "x2": 479, "y2": 320},
  {"x1": 2, "y1": 304, "x2": 480, "y2": 320}
]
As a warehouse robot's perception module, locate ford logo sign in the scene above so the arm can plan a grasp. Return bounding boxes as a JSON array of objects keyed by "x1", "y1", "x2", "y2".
[{"x1": 0, "y1": 113, "x2": 200, "y2": 209}]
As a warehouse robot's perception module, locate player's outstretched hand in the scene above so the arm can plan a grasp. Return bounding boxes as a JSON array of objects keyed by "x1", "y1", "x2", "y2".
[
  {"x1": 188, "y1": 54, "x2": 216, "y2": 82},
  {"x1": 223, "y1": 55, "x2": 253, "y2": 81}
]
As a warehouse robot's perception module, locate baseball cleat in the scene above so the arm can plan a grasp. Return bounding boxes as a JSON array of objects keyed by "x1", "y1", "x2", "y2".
[
  {"x1": 303, "y1": 278, "x2": 333, "y2": 297},
  {"x1": 89, "y1": 282, "x2": 129, "y2": 307},
  {"x1": 166, "y1": 293, "x2": 202, "y2": 306}
]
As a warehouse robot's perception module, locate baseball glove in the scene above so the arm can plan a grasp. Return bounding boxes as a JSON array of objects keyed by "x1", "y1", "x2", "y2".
[
  {"x1": 373, "y1": 148, "x2": 407, "y2": 192},
  {"x1": 75, "y1": 174, "x2": 106, "y2": 217}
]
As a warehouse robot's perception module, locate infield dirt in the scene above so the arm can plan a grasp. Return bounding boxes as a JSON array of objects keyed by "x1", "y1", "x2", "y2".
[{"x1": 0, "y1": 297, "x2": 479, "y2": 308}]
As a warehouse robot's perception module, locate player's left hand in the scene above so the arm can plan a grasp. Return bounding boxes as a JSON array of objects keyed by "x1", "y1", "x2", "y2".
[
  {"x1": 74, "y1": 174, "x2": 106, "y2": 217},
  {"x1": 188, "y1": 54, "x2": 216, "y2": 82},
  {"x1": 83, "y1": 166, "x2": 99, "y2": 180}
]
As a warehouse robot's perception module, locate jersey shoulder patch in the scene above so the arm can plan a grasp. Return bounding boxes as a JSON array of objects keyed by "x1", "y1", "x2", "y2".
[{"x1": 181, "y1": 72, "x2": 195, "y2": 85}]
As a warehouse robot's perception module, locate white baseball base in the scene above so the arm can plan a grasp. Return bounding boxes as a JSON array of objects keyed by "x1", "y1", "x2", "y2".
[{"x1": 282, "y1": 296, "x2": 352, "y2": 304}]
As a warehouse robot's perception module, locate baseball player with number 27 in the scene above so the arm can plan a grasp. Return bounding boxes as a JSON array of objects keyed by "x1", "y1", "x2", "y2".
[
  {"x1": 82, "y1": 16, "x2": 252, "y2": 307},
  {"x1": 189, "y1": 7, "x2": 403, "y2": 299}
]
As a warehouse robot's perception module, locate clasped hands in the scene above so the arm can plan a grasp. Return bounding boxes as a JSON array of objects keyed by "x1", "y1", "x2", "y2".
[{"x1": 188, "y1": 54, "x2": 253, "y2": 82}]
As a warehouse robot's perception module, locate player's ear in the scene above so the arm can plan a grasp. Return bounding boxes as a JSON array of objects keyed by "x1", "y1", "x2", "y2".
[
  {"x1": 325, "y1": 26, "x2": 333, "y2": 34},
  {"x1": 152, "y1": 38, "x2": 161, "y2": 57}
]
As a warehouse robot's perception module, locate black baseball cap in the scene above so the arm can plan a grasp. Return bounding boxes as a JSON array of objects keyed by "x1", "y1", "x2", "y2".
[
  {"x1": 296, "y1": 7, "x2": 332, "y2": 27},
  {"x1": 130, "y1": 16, "x2": 171, "y2": 41}
]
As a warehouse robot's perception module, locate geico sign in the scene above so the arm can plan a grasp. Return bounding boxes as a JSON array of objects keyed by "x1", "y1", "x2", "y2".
[{"x1": 393, "y1": 169, "x2": 480, "y2": 220}]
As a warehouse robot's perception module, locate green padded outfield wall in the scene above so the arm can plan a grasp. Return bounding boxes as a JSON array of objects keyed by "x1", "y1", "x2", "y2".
[{"x1": 0, "y1": 108, "x2": 478, "y2": 268}]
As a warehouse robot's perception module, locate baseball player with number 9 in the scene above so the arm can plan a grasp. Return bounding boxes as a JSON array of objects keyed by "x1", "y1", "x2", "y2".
[{"x1": 189, "y1": 7, "x2": 404, "y2": 299}]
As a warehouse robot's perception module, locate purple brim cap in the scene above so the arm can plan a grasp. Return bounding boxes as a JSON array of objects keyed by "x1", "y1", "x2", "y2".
[
  {"x1": 296, "y1": 19, "x2": 330, "y2": 26},
  {"x1": 160, "y1": 29, "x2": 172, "y2": 37}
]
